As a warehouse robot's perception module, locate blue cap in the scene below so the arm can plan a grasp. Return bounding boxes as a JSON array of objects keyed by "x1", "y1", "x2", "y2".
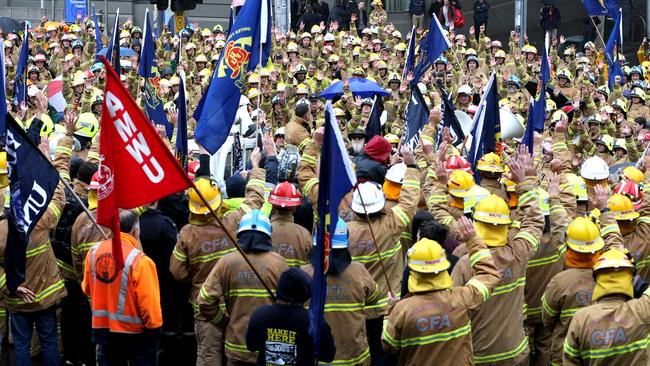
[
  {"x1": 312, "y1": 218, "x2": 348, "y2": 249},
  {"x1": 237, "y1": 210, "x2": 272, "y2": 237}
]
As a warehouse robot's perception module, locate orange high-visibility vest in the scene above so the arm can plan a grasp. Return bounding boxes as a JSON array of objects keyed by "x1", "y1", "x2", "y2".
[{"x1": 83, "y1": 233, "x2": 162, "y2": 334}]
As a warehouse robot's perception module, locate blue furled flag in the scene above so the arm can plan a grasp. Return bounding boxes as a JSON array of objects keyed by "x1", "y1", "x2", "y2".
[
  {"x1": 139, "y1": 10, "x2": 171, "y2": 136},
  {"x1": 365, "y1": 96, "x2": 384, "y2": 139},
  {"x1": 13, "y1": 24, "x2": 29, "y2": 106},
  {"x1": 403, "y1": 86, "x2": 429, "y2": 149},
  {"x1": 106, "y1": 9, "x2": 120, "y2": 74},
  {"x1": 404, "y1": 26, "x2": 416, "y2": 76},
  {"x1": 411, "y1": 15, "x2": 450, "y2": 86},
  {"x1": 310, "y1": 101, "x2": 356, "y2": 358},
  {"x1": 93, "y1": 5, "x2": 103, "y2": 58},
  {"x1": 0, "y1": 39, "x2": 6, "y2": 139},
  {"x1": 468, "y1": 72, "x2": 500, "y2": 179},
  {"x1": 437, "y1": 81, "x2": 465, "y2": 145},
  {"x1": 194, "y1": 0, "x2": 272, "y2": 154},
  {"x1": 540, "y1": 45, "x2": 551, "y2": 87},
  {"x1": 583, "y1": 0, "x2": 617, "y2": 17},
  {"x1": 175, "y1": 71, "x2": 188, "y2": 170},
  {"x1": 522, "y1": 98, "x2": 535, "y2": 155},
  {"x1": 605, "y1": 8, "x2": 624, "y2": 91},
  {"x1": 4, "y1": 114, "x2": 59, "y2": 292},
  {"x1": 533, "y1": 83, "x2": 546, "y2": 133}
]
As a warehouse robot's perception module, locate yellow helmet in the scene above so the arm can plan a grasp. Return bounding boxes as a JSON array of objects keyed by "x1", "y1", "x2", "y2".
[
  {"x1": 473, "y1": 194, "x2": 512, "y2": 225},
  {"x1": 611, "y1": 99, "x2": 628, "y2": 113},
  {"x1": 477, "y1": 152, "x2": 504, "y2": 173},
  {"x1": 384, "y1": 133, "x2": 399, "y2": 144},
  {"x1": 248, "y1": 72, "x2": 260, "y2": 84},
  {"x1": 195, "y1": 54, "x2": 208, "y2": 63},
  {"x1": 608, "y1": 194, "x2": 639, "y2": 221},
  {"x1": 188, "y1": 177, "x2": 222, "y2": 214},
  {"x1": 596, "y1": 134, "x2": 614, "y2": 151},
  {"x1": 75, "y1": 112, "x2": 99, "y2": 138},
  {"x1": 394, "y1": 43, "x2": 407, "y2": 52},
  {"x1": 538, "y1": 188, "x2": 550, "y2": 216},
  {"x1": 464, "y1": 48, "x2": 478, "y2": 57},
  {"x1": 247, "y1": 88, "x2": 260, "y2": 100},
  {"x1": 407, "y1": 238, "x2": 450, "y2": 274},
  {"x1": 463, "y1": 185, "x2": 490, "y2": 214},
  {"x1": 287, "y1": 42, "x2": 298, "y2": 53},
  {"x1": 447, "y1": 170, "x2": 474, "y2": 198},
  {"x1": 565, "y1": 217, "x2": 604, "y2": 253},
  {"x1": 495, "y1": 50, "x2": 506, "y2": 58},
  {"x1": 631, "y1": 87, "x2": 646, "y2": 101},
  {"x1": 593, "y1": 248, "x2": 635, "y2": 273},
  {"x1": 557, "y1": 68, "x2": 572, "y2": 81},
  {"x1": 25, "y1": 114, "x2": 54, "y2": 137},
  {"x1": 198, "y1": 68, "x2": 211, "y2": 78},
  {"x1": 551, "y1": 110, "x2": 567, "y2": 125},
  {"x1": 565, "y1": 173, "x2": 588, "y2": 202},
  {"x1": 0, "y1": 151, "x2": 7, "y2": 174},
  {"x1": 622, "y1": 166, "x2": 644, "y2": 184},
  {"x1": 546, "y1": 98, "x2": 557, "y2": 112}
]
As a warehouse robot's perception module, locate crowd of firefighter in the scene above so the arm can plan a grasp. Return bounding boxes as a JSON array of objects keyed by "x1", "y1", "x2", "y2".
[{"x1": 1, "y1": 2, "x2": 650, "y2": 366}]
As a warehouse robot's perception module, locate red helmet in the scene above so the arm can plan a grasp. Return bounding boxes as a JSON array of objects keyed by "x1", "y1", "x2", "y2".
[
  {"x1": 445, "y1": 155, "x2": 472, "y2": 175},
  {"x1": 614, "y1": 178, "x2": 643, "y2": 210},
  {"x1": 269, "y1": 182, "x2": 302, "y2": 208},
  {"x1": 187, "y1": 160, "x2": 200, "y2": 180},
  {"x1": 88, "y1": 171, "x2": 100, "y2": 190}
]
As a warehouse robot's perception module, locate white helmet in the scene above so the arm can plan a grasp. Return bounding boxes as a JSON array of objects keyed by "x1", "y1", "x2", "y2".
[
  {"x1": 580, "y1": 156, "x2": 609, "y2": 180},
  {"x1": 458, "y1": 84, "x2": 472, "y2": 95},
  {"x1": 351, "y1": 182, "x2": 386, "y2": 214},
  {"x1": 385, "y1": 163, "x2": 407, "y2": 184}
]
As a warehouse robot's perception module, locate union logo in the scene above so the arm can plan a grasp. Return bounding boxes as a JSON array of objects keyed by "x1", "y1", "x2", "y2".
[
  {"x1": 97, "y1": 155, "x2": 114, "y2": 200},
  {"x1": 145, "y1": 76, "x2": 163, "y2": 109},
  {"x1": 217, "y1": 36, "x2": 252, "y2": 81}
]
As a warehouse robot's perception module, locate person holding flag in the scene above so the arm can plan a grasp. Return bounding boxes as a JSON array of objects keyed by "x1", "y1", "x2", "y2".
[{"x1": 3, "y1": 105, "x2": 74, "y2": 366}]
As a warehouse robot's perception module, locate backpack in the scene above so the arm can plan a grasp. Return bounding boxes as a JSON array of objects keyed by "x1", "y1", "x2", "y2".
[
  {"x1": 453, "y1": 7, "x2": 465, "y2": 28},
  {"x1": 51, "y1": 188, "x2": 87, "y2": 267}
]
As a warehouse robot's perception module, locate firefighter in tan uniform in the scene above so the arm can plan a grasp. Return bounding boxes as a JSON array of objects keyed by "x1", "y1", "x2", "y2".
[
  {"x1": 382, "y1": 217, "x2": 501, "y2": 366},
  {"x1": 542, "y1": 207, "x2": 619, "y2": 366},
  {"x1": 451, "y1": 150, "x2": 545, "y2": 365},
  {"x1": 285, "y1": 101, "x2": 313, "y2": 152},
  {"x1": 196, "y1": 210, "x2": 288, "y2": 365},
  {"x1": 563, "y1": 248, "x2": 650, "y2": 365},
  {"x1": 303, "y1": 219, "x2": 380, "y2": 366},
  {"x1": 347, "y1": 147, "x2": 420, "y2": 364},
  {"x1": 170, "y1": 149, "x2": 266, "y2": 366},
  {"x1": 268, "y1": 182, "x2": 311, "y2": 267}
]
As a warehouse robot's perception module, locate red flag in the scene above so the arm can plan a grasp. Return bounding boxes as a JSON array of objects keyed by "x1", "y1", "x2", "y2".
[{"x1": 96, "y1": 57, "x2": 192, "y2": 267}]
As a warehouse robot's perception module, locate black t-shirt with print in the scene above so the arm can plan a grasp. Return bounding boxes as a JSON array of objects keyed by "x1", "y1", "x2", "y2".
[{"x1": 246, "y1": 303, "x2": 336, "y2": 366}]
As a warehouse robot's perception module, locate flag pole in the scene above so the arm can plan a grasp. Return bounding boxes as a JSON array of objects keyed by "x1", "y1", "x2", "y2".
[
  {"x1": 58, "y1": 176, "x2": 110, "y2": 240},
  {"x1": 138, "y1": 8, "x2": 149, "y2": 102},
  {"x1": 188, "y1": 181, "x2": 277, "y2": 301},
  {"x1": 354, "y1": 184, "x2": 393, "y2": 295},
  {"x1": 254, "y1": 0, "x2": 265, "y2": 150}
]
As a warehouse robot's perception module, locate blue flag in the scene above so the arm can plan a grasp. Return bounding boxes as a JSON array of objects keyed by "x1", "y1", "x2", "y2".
[
  {"x1": 175, "y1": 72, "x2": 188, "y2": 170},
  {"x1": 13, "y1": 25, "x2": 29, "y2": 106},
  {"x1": 411, "y1": 15, "x2": 450, "y2": 86},
  {"x1": 139, "y1": 10, "x2": 170, "y2": 136},
  {"x1": 365, "y1": 96, "x2": 384, "y2": 140},
  {"x1": 606, "y1": 9, "x2": 624, "y2": 91},
  {"x1": 310, "y1": 101, "x2": 356, "y2": 358},
  {"x1": 106, "y1": 9, "x2": 120, "y2": 74},
  {"x1": 522, "y1": 90, "x2": 546, "y2": 155},
  {"x1": 404, "y1": 26, "x2": 416, "y2": 76},
  {"x1": 403, "y1": 87, "x2": 429, "y2": 149},
  {"x1": 583, "y1": 0, "x2": 617, "y2": 17},
  {"x1": 4, "y1": 114, "x2": 59, "y2": 292},
  {"x1": 0, "y1": 39, "x2": 7, "y2": 139},
  {"x1": 195, "y1": 0, "x2": 272, "y2": 154},
  {"x1": 437, "y1": 81, "x2": 465, "y2": 145},
  {"x1": 540, "y1": 45, "x2": 551, "y2": 87},
  {"x1": 468, "y1": 72, "x2": 500, "y2": 180},
  {"x1": 93, "y1": 5, "x2": 103, "y2": 58}
]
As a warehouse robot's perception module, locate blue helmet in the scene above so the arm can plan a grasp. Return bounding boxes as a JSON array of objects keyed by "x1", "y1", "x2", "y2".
[
  {"x1": 435, "y1": 56, "x2": 448, "y2": 65},
  {"x1": 312, "y1": 218, "x2": 349, "y2": 249},
  {"x1": 237, "y1": 210, "x2": 272, "y2": 237},
  {"x1": 507, "y1": 75, "x2": 522, "y2": 89},
  {"x1": 630, "y1": 66, "x2": 644, "y2": 78}
]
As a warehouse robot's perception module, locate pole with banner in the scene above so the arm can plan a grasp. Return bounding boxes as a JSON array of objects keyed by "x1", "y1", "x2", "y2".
[{"x1": 174, "y1": 11, "x2": 185, "y2": 34}]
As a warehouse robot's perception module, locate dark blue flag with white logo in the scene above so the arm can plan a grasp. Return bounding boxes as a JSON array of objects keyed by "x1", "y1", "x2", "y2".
[
  {"x1": 0, "y1": 38, "x2": 7, "y2": 140},
  {"x1": 92, "y1": 4, "x2": 103, "y2": 58},
  {"x1": 4, "y1": 114, "x2": 59, "y2": 292},
  {"x1": 437, "y1": 81, "x2": 465, "y2": 145},
  {"x1": 365, "y1": 96, "x2": 384, "y2": 140},
  {"x1": 468, "y1": 72, "x2": 500, "y2": 182},
  {"x1": 175, "y1": 71, "x2": 188, "y2": 170},
  {"x1": 605, "y1": 9, "x2": 624, "y2": 91},
  {"x1": 404, "y1": 26, "x2": 416, "y2": 76},
  {"x1": 403, "y1": 87, "x2": 429, "y2": 149},
  {"x1": 411, "y1": 15, "x2": 450, "y2": 87},
  {"x1": 106, "y1": 9, "x2": 120, "y2": 75}
]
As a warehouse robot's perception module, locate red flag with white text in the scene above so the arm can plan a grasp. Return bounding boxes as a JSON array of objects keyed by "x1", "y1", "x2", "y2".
[{"x1": 97, "y1": 57, "x2": 192, "y2": 267}]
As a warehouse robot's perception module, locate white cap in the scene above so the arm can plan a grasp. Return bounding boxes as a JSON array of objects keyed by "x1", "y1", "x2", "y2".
[{"x1": 385, "y1": 163, "x2": 407, "y2": 184}]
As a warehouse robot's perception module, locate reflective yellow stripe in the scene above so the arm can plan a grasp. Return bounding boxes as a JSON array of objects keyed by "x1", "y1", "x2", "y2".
[
  {"x1": 492, "y1": 277, "x2": 525, "y2": 296},
  {"x1": 475, "y1": 336, "x2": 528, "y2": 364},
  {"x1": 514, "y1": 231, "x2": 539, "y2": 250},
  {"x1": 469, "y1": 249, "x2": 491, "y2": 267},
  {"x1": 541, "y1": 295, "x2": 558, "y2": 317},
  {"x1": 304, "y1": 178, "x2": 319, "y2": 195},
  {"x1": 467, "y1": 279, "x2": 490, "y2": 302},
  {"x1": 324, "y1": 302, "x2": 365, "y2": 312},
  {"x1": 527, "y1": 252, "x2": 562, "y2": 267},
  {"x1": 55, "y1": 259, "x2": 75, "y2": 274},
  {"x1": 0, "y1": 274, "x2": 5, "y2": 288},
  {"x1": 417, "y1": 161, "x2": 427, "y2": 169},
  {"x1": 325, "y1": 347, "x2": 370, "y2": 366},
  {"x1": 55, "y1": 146, "x2": 72, "y2": 156},
  {"x1": 441, "y1": 216, "x2": 454, "y2": 226},
  {"x1": 552, "y1": 142, "x2": 568, "y2": 151},
  {"x1": 26, "y1": 242, "x2": 50, "y2": 258},
  {"x1": 301, "y1": 154, "x2": 317, "y2": 166},
  {"x1": 172, "y1": 247, "x2": 188, "y2": 261},
  {"x1": 599, "y1": 224, "x2": 620, "y2": 237},
  {"x1": 402, "y1": 179, "x2": 419, "y2": 188},
  {"x1": 383, "y1": 321, "x2": 471, "y2": 349},
  {"x1": 560, "y1": 307, "x2": 580, "y2": 318},
  {"x1": 189, "y1": 248, "x2": 237, "y2": 264},
  {"x1": 351, "y1": 242, "x2": 402, "y2": 264},
  {"x1": 5, "y1": 279, "x2": 66, "y2": 305},
  {"x1": 526, "y1": 305, "x2": 542, "y2": 316},
  {"x1": 298, "y1": 138, "x2": 310, "y2": 150},
  {"x1": 225, "y1": 289, "x2": 275, "y2": 298},
  {"x1": 365, "y1": 292, "x2": 400, "y2": 310},
  {"x1": 72, "y1": 242, "x2": 97, "y2": 255},
  {"x1": 563, "y1": 339, "x2": 580, "y2": 357},
  {"x1": 392, "y1": 206, "x2": 410, "y2": 226},
  {"x1": 636, "y1": 256, "x2": 650, "y2": 270},
  {"x1": 225, "y1": 341, "x2": 251, "y2": 353},
  {"x1": 518, "y1": 191, "x2": 538, "y2": 207},
  {"x1": 284, "y1": 258, "x2": 309, "y2": 267},
  {"x1": 48, "y1": 203, "x2": 61, "y2": 220},
  {"x1": 427, "y1": 194, "x2": 447, "y2": 204},
  {"x1": 248, "y1": 178, "x2": 266, "y2": 188}
]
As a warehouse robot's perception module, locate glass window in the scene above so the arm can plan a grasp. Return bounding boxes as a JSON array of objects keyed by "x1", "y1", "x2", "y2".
[{"x1": 386, "y1": 0, "x2": 408, "y2": 13}]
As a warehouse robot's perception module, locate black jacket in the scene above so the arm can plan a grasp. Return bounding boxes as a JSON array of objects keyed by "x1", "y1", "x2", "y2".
[
  {"x1": 473, "y1": 1, "x2": 489, "y2": 22},
  {"x1": 246, "y1": 303, "x2": 336, "y2": 365},
  {"x1": 355, "y1": 153, "x2": 387, "y2": 185}
]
